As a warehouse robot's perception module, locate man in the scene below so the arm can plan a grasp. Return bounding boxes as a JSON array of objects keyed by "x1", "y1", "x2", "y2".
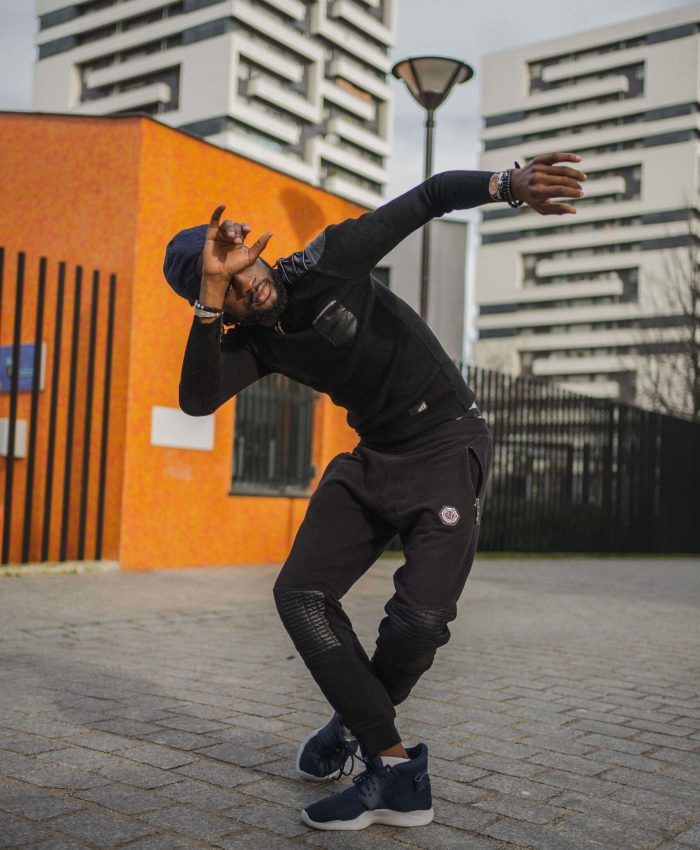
[{"x1": 163, "y1": 153, "x2": 585, "y2": 831}]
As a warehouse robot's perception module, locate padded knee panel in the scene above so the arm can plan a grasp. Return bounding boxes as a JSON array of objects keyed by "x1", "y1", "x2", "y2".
[
  {"x1": 274, "y1": 588, "x2": 341, "y2": 660},
  {"x1": 379, "y1": 599, "x2": 455, "y2": 652}
]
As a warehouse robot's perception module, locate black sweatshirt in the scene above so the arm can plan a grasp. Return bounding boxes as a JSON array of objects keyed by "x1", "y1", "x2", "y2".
[{"x1": 165, "y1": 170, "x2": 493, "y2": 449}]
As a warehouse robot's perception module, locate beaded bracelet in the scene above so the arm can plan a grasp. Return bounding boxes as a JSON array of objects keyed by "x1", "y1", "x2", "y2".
[{"x1": 502, "y1": 161, "x2": 523, "y2": 209}]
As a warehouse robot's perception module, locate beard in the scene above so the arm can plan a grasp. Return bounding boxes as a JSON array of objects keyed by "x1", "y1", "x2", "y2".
[{"x1": 229, "y1": 267, "x2": 289, "y2": 327}]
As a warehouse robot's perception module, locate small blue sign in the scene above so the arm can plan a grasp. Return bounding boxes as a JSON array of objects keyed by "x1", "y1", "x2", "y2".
[{"x1": 0, "y1": 344, "x2": 45, "y2": 393}]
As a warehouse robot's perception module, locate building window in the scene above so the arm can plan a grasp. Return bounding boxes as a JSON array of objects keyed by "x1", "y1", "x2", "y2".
[{"x1": 232, "y1": 374, "x2": 316, "y2": 495}]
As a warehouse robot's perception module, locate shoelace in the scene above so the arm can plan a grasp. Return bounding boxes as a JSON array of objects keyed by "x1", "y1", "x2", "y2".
[{"x1": 320, "y1": 741, "x2": 360, "y2": 781}]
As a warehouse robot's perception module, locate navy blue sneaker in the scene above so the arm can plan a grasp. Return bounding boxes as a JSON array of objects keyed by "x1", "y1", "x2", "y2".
[
  {"x1": 301, "y1": 743, "x2": 434, "y2": 830},
  {"x1": 296, "y1": 712, "x2": 360, "y2": 781}
]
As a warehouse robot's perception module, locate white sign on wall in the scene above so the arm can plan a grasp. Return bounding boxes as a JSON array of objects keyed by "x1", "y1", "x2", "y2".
[{"x1": 150, "y1": 406, "x2": 215, "y2": 451}]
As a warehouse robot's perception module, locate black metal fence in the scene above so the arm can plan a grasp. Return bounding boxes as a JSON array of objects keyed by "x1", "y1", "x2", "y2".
[
  {"x1": 0, "y1": 248, "x2": 117, "y2": 565},
  {"x1": 464, "y1": 365, "x2": 700, "y2": 553},
  {"x1": 232, "y1": 374, "x2": 316, "y2": 496}
]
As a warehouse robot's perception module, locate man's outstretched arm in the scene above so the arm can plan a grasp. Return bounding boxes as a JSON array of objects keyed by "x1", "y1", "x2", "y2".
[{"x1": 312, "y1": 153, "x2": 586, "y2": 279}]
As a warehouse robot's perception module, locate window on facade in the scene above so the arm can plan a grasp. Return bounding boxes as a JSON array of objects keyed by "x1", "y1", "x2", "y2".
[{"x1": 232, "y1": 375, "x2": 316, "y2": 495}]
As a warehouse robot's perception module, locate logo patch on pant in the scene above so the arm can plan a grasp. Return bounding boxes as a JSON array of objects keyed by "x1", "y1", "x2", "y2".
[{"x1": 439, "y1": 505, "x2": 460, "y2": 526}]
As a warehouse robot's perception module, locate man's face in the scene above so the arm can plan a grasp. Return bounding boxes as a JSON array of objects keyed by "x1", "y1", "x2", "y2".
[{"x1": 223, "y1": 259, "x2": 287, "y2": 326}]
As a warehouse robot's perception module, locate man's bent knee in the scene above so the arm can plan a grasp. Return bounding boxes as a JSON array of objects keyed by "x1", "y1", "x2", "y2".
[{"x1": 273, "y1": 586, "x2": 341, "y2": 660}]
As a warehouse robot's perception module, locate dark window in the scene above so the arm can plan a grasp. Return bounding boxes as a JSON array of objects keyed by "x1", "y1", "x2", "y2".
[{"x1": 232, "y1": 375, "x2": 316, "y2": 495}]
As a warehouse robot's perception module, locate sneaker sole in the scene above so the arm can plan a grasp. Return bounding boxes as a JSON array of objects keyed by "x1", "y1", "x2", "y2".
[
  {"x1": 295, "y1": 725, "x2": 342, "y2": 782},
  {"x1": 301, "y1": 807, "x2": 435, "y2": 831}
]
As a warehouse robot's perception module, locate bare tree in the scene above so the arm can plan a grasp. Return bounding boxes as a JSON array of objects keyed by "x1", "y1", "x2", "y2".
[{"x1": 638, "y1": 210, "x2": 700, "y2": 421}]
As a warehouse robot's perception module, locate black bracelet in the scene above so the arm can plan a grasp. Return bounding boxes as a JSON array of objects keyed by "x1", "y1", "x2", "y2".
[{"x1": 505, "y1": 161, "x2": 523, "y2": 209}]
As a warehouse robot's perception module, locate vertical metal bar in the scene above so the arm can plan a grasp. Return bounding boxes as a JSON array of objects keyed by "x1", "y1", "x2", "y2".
[
  {"x1": 78, "y1": 270, "x2": 100, "y2": 560},
  {"x1": 95, "y1": 273, "x2": 116, "y2": 561},
  {"x1": 0, "y1": 247, "x2": 4, "y2": 344},
  {"x1": 21, "y1": 257, "x2": 47, "y2": 563},
  {"x1": 1, "y1": 253, "x2": 25, "y2": 565},
  {"x1": 41, "y1": 262, "x2": 66, "y2": 561},
  {"x1": 59, "y1": 265, "x2": 82, "y2": 562}
]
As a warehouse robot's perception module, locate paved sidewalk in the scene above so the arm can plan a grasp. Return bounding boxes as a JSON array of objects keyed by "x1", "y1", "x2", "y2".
[{"x1": 1, "y1": 557, "x2": 699, "y2": 850}]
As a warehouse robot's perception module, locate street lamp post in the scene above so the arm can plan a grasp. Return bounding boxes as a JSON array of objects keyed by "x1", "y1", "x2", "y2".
[{"x1": 391, "y1": 56, "x2": 474, "y2": 320}]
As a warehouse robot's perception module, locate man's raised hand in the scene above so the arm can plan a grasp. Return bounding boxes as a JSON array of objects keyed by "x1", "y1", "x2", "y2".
[
  {"x1": 510, "y1": 153, "x2": 587, "y2": 216},
  {"x1": 201, "y1": 204, "x2": 273, "y2": 282}
]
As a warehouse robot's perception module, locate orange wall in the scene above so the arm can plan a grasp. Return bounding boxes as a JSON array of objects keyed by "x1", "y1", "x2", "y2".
[
  {"x1": 0, "y1": 114, "x2": 139, "y2": 564},
  {"x1": 118, "y1": 118, "x2": 362, "y2": 570},
  {"x1": 1, "y1": 113, "x2": 362, "y2": 569}
]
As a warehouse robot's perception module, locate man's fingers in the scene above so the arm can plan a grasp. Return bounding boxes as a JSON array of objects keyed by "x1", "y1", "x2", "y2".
[
  {"x1": 532, "y1": 152, "x2": 582, "y2": 166},
  {"x1": 534, "y1": 200, "x2": 577, "y2": 216},
  {"x1": 247, "y1": 231, "x2": 273, "y2": 262},
  {"x1": 206, "y1": 204, "x2": 226, "y2": 238},
  {"x1": 218, "y1": 219, "x2": 251, "y2": 244},
  {"x1": 542, "y1": 165, "x2": 587, "y2": 181},
  {"x1": 536, "y1": 180, "x2": 584, "y2": 198}
]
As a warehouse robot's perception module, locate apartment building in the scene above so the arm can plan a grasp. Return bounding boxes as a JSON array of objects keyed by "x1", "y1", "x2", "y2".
[
  {"x1": 32, "y1": 0, "x2": 395, "y2": 207},
  {"x1": 476, "y1": 3, "x2": 700, "y2": 405}
]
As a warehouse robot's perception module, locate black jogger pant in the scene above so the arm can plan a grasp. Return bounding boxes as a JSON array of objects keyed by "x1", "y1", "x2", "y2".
[{"x1": 273, "y1": 412, "x2": 492, "y2": 756}]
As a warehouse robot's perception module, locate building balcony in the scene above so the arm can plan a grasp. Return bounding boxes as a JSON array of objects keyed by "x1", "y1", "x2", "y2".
[
  {"x1": 233, "y1": 99, "x2": 302, "y2": 145},
  {"x1": 327, "y1": 116, "x2": 389, "y2": 156},
  {"x1": 532, "y1": 354, "x2": 637, "y2": 376},
  {"x1": 72, "y1": 82, "x2": 171, "y2": 114},
  {"x1": 323, "y1": 174, "x2": 383, "y2": 208},
  {"x1": 535, "y1": 251, "x2": 644, "y2": 278},
  {"x1": 329, "y1": 56, "x2": 390, "y2": 101},
  {"x1": 247, "y1": 76, "x2": 320, "y2": 123},
  {"x1": 540, "y1": 46, "x2": 649, "y2": 84},
  {"x1": 315, "y1": 138, "x2": 386, "y2": 184},
  {"x1": 479, "y1": 278, "x2": 624, "y2": 306},
  {"x1": 329, "y1": 0, "x2": 393, "y2": 46},
  {"x1": 321, "y1": 80, "x2": 376, "y2": 121},
  {"x1": 525, "y1": 75, "x2": 631, "y2": 111}
]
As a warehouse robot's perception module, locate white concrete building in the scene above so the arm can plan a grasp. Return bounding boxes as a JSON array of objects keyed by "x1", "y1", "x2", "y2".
[
  {"x1": 32, "y1": 0, "x2": 395, "y2": 207},
  {"x1": 476, "y1": 3, "x2": 700, "y2": 406}
]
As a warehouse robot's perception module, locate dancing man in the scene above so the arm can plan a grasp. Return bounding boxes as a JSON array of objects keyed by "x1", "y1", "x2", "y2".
[{"x1": 163, "y1": 152, "x2": 585, "y2": 831}]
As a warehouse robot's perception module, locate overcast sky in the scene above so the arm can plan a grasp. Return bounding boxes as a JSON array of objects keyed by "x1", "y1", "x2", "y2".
[{"x1": 0, "y1": 0, "x2": 691, "y2": 199}]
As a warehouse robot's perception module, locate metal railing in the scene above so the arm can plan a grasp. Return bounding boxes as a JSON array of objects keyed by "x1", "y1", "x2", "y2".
[
  {"x1": 1, "y1": 249, "x2": 117, "y2": 564},
  {"x1": 232, "y1": 373, "x2": 316, "y2": 496},
  {"x1": 465, "y1": 365, "x2": 700, "y2": 553}
]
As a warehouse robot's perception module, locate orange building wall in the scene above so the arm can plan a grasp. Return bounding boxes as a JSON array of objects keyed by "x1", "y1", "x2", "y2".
[
  {"x1": 0, "y1": 113, "x2": 140, "y2": 564},
  {"x1": 1, "y1": 112, "x2": 362, "y2": 570}
]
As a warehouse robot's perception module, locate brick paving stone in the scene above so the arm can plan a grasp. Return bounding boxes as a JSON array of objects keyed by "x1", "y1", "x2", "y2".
[
  {"x1": 532, "y1": 768, "x2": 624, "y2": 797},
  {"x1": 97, "y1": 760, "x2": 183, "y2": 788},
  {"x1": 515, "y1": 732, "x2": 595, "y2": 757},
  {"x1": 527, "y1": 751, "x2": 609, "y2": 776},
  {"x1": 141, "y1": 729, "x2": 215, "y2": 750},
  {"x1": 11, "y1": 765, "x2": 110, "y2": 791},
  {"x1": 138, "y1": 804, "x2": 241, "y2": 840},
  {"x1": 549, "y1": 790, "x2": 690, "y2": 832},
  {"x1": 116, "y1": 742, "x2": 195, "y2": 769},
  {"x1": 426, "y1": 797, "x2": 496, "y2": 831},
  {"x1": 627, "y1": 719, "x2": 693, "y2": 737},
  {"x1": 574, "y1": 732, "x2": 652, "y2": 754},
  {"x1": 483, "y1": 816, "x2": 604, "y2": 850},
  {"x1": 36, "y1": 746, "x2": 118, "y2": 772},
  {"x1": 51, "y1": 810, "x2": 153, "y2": 846},
  {"x1": 589, "y1": 748, "x2": 673, "y2": 773},
  {"x1": 603, "y1": 766, "x2": 700, "y2": 799},
  {"x1": 0, "y1": 789, "x2": 81, "y2": 820},
  {"x1": 196, "y1": 742, "x2": 278, "y2": 767},
  {"x1": 90, "y1": 719, "x2": 164, "y2": 738},
  {"x1": 473, "y1": 773, "x2": 561, "y2": 801},
  {"x1": 74, "y1": 782, "x2": 172, "y2": 814},
  {"x1": 554, "y1": 812, "x2": 663, "y2": 849},
  {"x1": 0, "y1": 735, "x2": 68, "y2": 756},
  {"x1": 676, "y1": 824, "x2": 700, "y2": 847},
  {"x1": 474, "y1": 793, "x2": 566, "y2": 825},
  {"x1": 636, "y1": 732, "x2": 699, "y2": 750},
  {"x1": 611, "y1": 785, "x2": 699, "y2": 817},
  {"x1": 159, "y1": 716, "x2": 231, "y2": 734},
  {"x1": 112, "y1": 838, "x2": 202, "y2": 850},
  {"x1": 0, "y1": 812, "x2": 51, "y2": 847},
  {"x1": 430, "y1": 775, "x2": 488, "y2": 805},
  {"x1": 304, "y1": 831, "x2": 413, "y2": 850},
  {"x1": 461, "y1": 753, "x2": 544, "y2": 778},
  {"x1": 157, "y1": 779, "x2": 247, "y2": 811},
  {"x1": 566, "y1": 718, "x2": 638, "y2": 738},
  {"x1": 391, "y1": 822, "x2": 503, "y2": 850},
  {"x1": 224, "y1": 799, "x2": 310, "y2": 837},
  {"x1": 62, "y1": 731, "x2": 135, "y2": 753},
  {"x1": 214, "y1": 829, "x2": 303, "y2": 850},
  {"x1": 22, "y1": 840, "x2": 92, "y2": 850},
  {"x1": 175, "y1": 758, "x2": 262, "y2": 788}
]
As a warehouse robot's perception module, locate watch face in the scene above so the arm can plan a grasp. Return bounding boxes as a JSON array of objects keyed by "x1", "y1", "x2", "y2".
[{"x1": 489, "y1": 172, "x2": 500, "y2": 199}]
